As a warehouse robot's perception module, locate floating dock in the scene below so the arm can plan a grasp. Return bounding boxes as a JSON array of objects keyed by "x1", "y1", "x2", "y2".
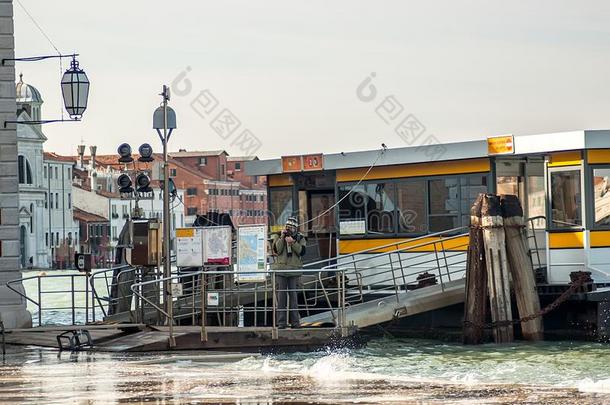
[{"x1": 3, "y1": 324, "x2": 358, "y2": 352}]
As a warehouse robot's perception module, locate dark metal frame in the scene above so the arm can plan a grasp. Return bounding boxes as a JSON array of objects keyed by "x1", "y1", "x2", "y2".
[{"x1": 335, "y1": 172, "x2": 491, "y2": 239}]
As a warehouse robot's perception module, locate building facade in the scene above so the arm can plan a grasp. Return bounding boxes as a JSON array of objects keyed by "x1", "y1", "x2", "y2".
[
  {"x1": 0, "y1": 0, "x2": 31, "y2": 327},
  {"x1": 15, "y1": 75, "x2": 47, "y2": 269},
  {"x1": 43, "y1": 153, "x2": 79, "y2": 268}
]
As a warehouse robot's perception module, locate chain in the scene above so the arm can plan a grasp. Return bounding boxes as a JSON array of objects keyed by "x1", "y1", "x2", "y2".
[{"x1": 464, "y1": 273, "x2": 590, "y2": 330}]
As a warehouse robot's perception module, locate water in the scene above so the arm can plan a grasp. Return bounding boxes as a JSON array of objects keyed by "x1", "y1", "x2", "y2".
[
  {"x1": 5, "y1": 270, "x2": 610, "y2": 403},
  {"x1": 2, "y1": 340, "x2": 610, "y2": 403}
]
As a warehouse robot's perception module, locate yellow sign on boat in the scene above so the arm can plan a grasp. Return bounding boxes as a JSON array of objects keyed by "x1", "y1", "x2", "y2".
[{"x1": 487, "y1": 135, "x2": 515, "y2": 155}]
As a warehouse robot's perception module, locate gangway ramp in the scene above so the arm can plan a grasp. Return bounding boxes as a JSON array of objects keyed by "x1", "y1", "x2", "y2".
[
  {"x1": 301, "y1": 227, "x2": 469, "y2": 329},
  {"x1": 301, "y1": 279, "x2": 465, "y2": 328}
]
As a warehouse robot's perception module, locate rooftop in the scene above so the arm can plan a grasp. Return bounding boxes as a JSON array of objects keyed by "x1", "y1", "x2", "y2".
[
  {"x1": 245, "y1": 129, "x2": 610, "y2": 176},
  {"x1": 73, "y1": 207, "x2": 107, "y2": 223}
]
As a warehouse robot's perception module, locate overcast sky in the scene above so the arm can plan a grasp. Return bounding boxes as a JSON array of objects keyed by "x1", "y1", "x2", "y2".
[{"x1": 13, "y1": 0, "x2": 610, "y2": 159}]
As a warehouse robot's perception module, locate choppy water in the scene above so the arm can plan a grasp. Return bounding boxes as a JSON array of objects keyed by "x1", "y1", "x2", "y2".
[
  {"x1": 5, "y1": 270, "x2": 610, "y2": 403},
  {"x1": 1, "y1": 339, "x2": 610, "y2": 403}
]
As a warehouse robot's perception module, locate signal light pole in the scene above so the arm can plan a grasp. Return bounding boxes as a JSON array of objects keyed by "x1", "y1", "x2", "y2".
[{"x1": 153, "y1": 85, "x2": 177, "y2": 346}]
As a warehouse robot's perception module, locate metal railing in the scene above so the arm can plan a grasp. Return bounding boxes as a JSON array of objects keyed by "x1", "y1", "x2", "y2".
[
  {"x1": 298, "y1": 227, "x2": 470, "y2": 310},
  {"x1": 7, "y1": 272, "x2": 97, "y2": 327},
  {"x1": 130, "y1": 268, "x2": 348, "y2": 346}
]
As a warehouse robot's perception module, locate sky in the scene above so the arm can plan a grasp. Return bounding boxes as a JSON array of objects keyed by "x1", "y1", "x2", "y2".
[{"x1": 13, "y1": 0, "x2": 610, "y2": 159}]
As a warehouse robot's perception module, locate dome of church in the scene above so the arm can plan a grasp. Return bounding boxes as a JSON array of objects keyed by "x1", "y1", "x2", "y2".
[{"x1": 15, "y1": 73, "x2": 43, "y2": 104}]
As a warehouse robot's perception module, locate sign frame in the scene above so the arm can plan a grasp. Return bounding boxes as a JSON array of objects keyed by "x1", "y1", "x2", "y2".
[
  {"x1": 235, "y1": 224, "x2": 268, "y2": 283},
  {"x1": 281, "y1": 155, "x2": 303, "y2": 173}
]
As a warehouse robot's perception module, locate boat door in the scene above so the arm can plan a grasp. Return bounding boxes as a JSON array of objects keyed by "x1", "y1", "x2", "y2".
[
  {"x1": 495, "y1": 157, "x2": 547, "y2": 271},
  {"x1": 293, "y1": 171, "x2": 337, "y2": 263}
]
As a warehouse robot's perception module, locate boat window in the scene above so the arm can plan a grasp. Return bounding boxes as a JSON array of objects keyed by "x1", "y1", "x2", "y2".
[
  {"x1": 338, "y1": 182, "x2": 395, "y2": 235},
  {"x1": 396, "y1": 180, "x2": 427, "y2": 233},
  {"x1": 550, "y1": 169, "x2": 582, "y2": 229},
  {"x1": 268, "y1": 187, "x2": 292, "y2": 230},
  {"x1": 593, "y1": 167, "x2": 610, "y2": 227},
  {"x1": 429, "y1": 178, "x2": 459, "y2": 232}
]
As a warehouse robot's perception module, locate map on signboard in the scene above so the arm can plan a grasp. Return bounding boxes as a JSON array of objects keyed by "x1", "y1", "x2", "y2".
[
  {"x1": 236, "y1": 225, "x2": 267, "y2": 282},
  {"x1": 203, "y1": 226, "x2": 231, "y2": 264}
]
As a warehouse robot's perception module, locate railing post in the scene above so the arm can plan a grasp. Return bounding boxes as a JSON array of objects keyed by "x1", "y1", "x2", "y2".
[
  {"x1": 439, "y1": 238, "x2": 452, "y2": 282},
  {"x1": 201, "y1": 275, "x2": 207, "y2": 342},
  {"x1": 388, "y1": 252, "x2": 400, "y2": 303},
  {"x1": 71, "y1": 275, "x2": 75, "y2": 325},
  {"x1": 271, "y1": 271, "x2": 278, "y2": 340},
  {"x1": 433, "y1": 243, "x2": 445, "y2": 292},
  {"x1": 85, "y1": 274, "x2": 89, "y2": 324},
  {"x1": 37, "y1": 277, "x2": 42, "y2": 327}
]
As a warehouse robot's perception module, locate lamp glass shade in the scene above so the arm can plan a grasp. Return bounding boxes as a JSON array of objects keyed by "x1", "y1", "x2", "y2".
[{"x1": 61, "y1": 58, "x2": 90, "y2": 118}]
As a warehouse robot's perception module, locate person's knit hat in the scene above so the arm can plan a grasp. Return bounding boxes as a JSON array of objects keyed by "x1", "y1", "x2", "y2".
[{"x1": 286, "y1": 216, "x2": 298, "y2": 228}]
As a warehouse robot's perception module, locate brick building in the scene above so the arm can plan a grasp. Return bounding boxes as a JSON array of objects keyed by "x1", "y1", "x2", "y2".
[{"x1": 90, "y1": 149, "x2": 267, "y2": 227}]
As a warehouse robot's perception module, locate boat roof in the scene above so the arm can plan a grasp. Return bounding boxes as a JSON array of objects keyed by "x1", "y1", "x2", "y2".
[{"x1": 245, "y1": 129, "x2": 610, "y2": 176}]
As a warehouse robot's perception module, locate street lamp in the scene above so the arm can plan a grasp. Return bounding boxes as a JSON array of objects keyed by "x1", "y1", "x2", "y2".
[
  {"x1": 2, "y1": 53, "x2": 91, "y2": 126},
  {"x1": 61, "y1": 56, "x2": 90, "y2": 119},
  {"x1": 153, "y1": 85, "x2": 176, "y2": 345}
]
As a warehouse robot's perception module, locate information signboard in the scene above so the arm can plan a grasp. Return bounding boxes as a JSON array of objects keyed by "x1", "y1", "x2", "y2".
[
  {"x1": 203, "y1": 226, "x2": 232, "y2": 265},
  {"x1": 176, "y1": 228, "x2": 204, "y2": 267},
  {"x1": 236, "y1": 224, "x2": 267, "y2": 282}
]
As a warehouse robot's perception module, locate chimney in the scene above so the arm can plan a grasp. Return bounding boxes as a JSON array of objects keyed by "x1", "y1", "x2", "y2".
[
  {"x1": 89, "y1": 145, "x2": 97, "y2": 170},
  {"x1": 77, "y1": 144, "x2": 85, "y2": 168}
]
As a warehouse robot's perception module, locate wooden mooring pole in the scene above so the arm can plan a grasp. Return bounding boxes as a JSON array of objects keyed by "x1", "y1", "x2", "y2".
[
  {"x1": 463, "y1": 194, "x2": 487, "y2": 344},
  {"x1": 482, "y1": 194, "x2": 514, "y2": 343},
  {"x1": 501, "y1": 194, "x2": 543, "y2": 341}
]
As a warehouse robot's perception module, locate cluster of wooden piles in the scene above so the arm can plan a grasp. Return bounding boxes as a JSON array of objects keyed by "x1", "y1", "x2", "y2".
[{"x1": 463, "y1": 194, "x2": 543, "y2": 344}]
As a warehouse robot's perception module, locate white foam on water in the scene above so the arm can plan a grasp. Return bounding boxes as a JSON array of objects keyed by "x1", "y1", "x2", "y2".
[{"x1": 578, "y1": 378, "x2": 610, "y2": 393}]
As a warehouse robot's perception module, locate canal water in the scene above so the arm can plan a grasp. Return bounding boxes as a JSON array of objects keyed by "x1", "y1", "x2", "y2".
[{"x1": 1, "y1": 270, "x2": 609, "y2": 403}]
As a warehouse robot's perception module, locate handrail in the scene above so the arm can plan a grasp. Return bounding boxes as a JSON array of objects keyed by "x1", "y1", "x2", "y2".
[
  {"x1": 324, "y1": 227, "x2": 469, "y2": 270},
  {"x1": 302, "y1": 226, "x2": 469, "y2": 269},
  {"x1": 7, "y1": 272, "x2": 94, "y2": 327},
  {"x1": 130, "y1": 267, "x2": 348, "y2": 346},
  {"x1": 90, "y1": 265, "x2": 136, "y2": 318}
]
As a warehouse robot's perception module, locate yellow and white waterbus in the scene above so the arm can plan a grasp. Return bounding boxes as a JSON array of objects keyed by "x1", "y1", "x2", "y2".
[{"x1": 246, "y1": 130, "x2": 610, "y2": 286}]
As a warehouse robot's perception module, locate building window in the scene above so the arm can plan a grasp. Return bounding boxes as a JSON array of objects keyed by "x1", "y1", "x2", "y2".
[
  {"x1": 45, "y1": 232, "x2": 48, "y2": 247},
  {"x1": 593, "y1": 167, "x2": 610, "y2": 228},
  {"x1": 187, "y1": 207, "x2": 197, "y2": 216},
  {"x1": 54, "y1": 167, "x2": 58, "y2": 179},
  {"x1": 199, "y1": 157, "x2": 207, "y2": 166},
  {"x1": 186, "y1": 187, "x2": 198, "y2": 196},
  {"x1": 44, "y1": 166, "x2": 47, "y2": 179},
  {"x1": 55, "y1": 193, "x2": 59, "y2": 209},
  {"x1": 55, "y1": 232, "x2": 59, "y2": 247},
  {"x1": 49, "y1": 193, "x2": 53, "y2": 209},
  {"x1": 67, "y1": 168, "x2": 71, "y2": 179},
  {"x1": 68, "y1": 193, "x2": 72, "y2": 209},
  {"x1": 170, "y1": 168, "x2": 177, "y2": 177},
  {"x1": 235, "y1": 162, "x2": 241, "y2": 171},
  {"x1": 44, "y1": 192, "x2": 48, "y2": 209},
  {"x1": 550, "y1": 169, "x2": 582, "y2": 229},
  {"x1": 29, "y1": 203, "x2": 34, "y2": 233},
  {"x1": 18, "y1": 156, "x2": 33, "y2": 184},
  {"x1": 221, "y1": 164, "x2": 225, "y2": 175}
]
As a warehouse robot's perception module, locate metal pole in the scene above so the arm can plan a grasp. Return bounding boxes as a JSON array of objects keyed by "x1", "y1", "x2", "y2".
[{"x1": 161, "y1": 85, "x2": 175, "y2": 348}]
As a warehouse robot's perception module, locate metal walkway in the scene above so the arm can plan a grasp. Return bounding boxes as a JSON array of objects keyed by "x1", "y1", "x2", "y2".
[{"x1": 301, "y1": 227, "x2": 470, "y2": 328}]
